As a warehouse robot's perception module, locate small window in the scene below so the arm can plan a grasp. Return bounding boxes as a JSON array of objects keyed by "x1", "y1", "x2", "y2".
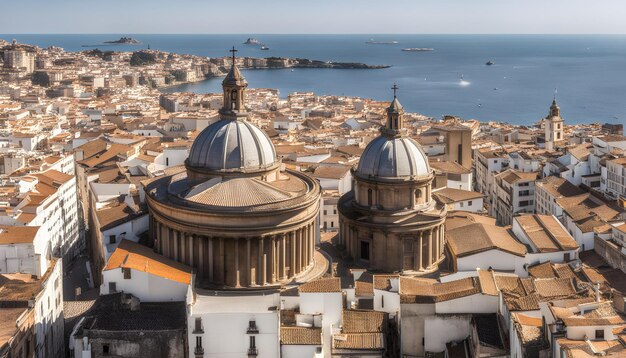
[
  {"x1": 109, "y1": 282, "x2": 116, "y2": 293},
  {"x1": 367, "y1": 189, "x2": 373, "y2": 206},
  {"x1": 123, "y1": 268, "x2": 131, "y2": 279},
  {"x1": 196, "y1": 336, "x2": 202, "y2": 348},
  {"x1": 109, "y1": 235, "x2": 116, "y2": 244},
  {"x1": 103, "y1": 344, "x2": 110, "y2": 355},
  {"x1": 596, "y1": 330, "x2": 604, "y2": 339},
  {"x1": 166, "y1": 157, "x2": 169, "y2": 166},
  {"x1": 323, "y1": 210, "x2": 327, "y2": 215},
  {"x1": 468, "y1": 201, "x2": 473, "y2": 206},
  {"x1": 330, "y1": 222, "x2": 334, "y2": 228},
  {"x1": 195, "y1": 317, "x2": 202, "y2": 332},
  {"x1": 460, "y1": 202, "x2": 464, "y2": 208},
  {"x1": 249, "y1": 335, "x2": 256, "y2": 348}
]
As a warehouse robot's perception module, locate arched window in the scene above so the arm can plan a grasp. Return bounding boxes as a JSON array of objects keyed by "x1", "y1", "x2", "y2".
[
  {"x1": 367, "y1": 189, "x2": 373, "y2": 206},
  {"x1": 231, "y1": 90, "x2": 237, "y2": 101},
  {"x1": 415, "y1": 189, "x2": 422, "y2": 203}
]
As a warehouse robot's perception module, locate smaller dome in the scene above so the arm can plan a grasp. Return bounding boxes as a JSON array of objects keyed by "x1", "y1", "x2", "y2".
[
  {"x1": 187, "y1": 118, "x2": 276, "y2": 172},
  {"x1": 357, "y1": 136, "x2": 430, "y2": 178}
]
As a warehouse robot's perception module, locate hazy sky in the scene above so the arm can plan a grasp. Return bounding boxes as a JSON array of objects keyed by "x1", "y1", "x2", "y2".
[{"x1": 2, "y1": 0, "x2": 626, "y2": 34}]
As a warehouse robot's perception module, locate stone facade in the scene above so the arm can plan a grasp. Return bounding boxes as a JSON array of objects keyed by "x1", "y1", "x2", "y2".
[
  {"x1": 145, "y1": 54, "x2": 321, "y2": 289},
  {"x1": 338, "y1": 90, "x2": 447, "y2": 275}
]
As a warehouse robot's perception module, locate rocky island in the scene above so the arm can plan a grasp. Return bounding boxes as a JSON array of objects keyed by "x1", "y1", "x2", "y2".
[{"x1": 104, "y1": 37, "x2": 141, "y2": 44}]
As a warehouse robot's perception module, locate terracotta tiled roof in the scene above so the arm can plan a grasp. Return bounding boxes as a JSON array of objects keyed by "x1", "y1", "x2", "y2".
[
  {"x1": 536, "y1": 176, "x2": 585, "y2": 199},
  {"x1": 341, "y1": 310, "x2": 386, "y2": 333},
  {"x1": 429, "y1": 160, "x2": 471, "y2": 174},
  {"x1": 477, "y1": 269, "x2": 498, "y2": 296},
  {"x1": 0, "y1": 226, "x2": 40, "y2": 244},
  {"x1": 528, "y1": 262, "x2": 557, "y2": 279},
  {"x1": 96, "y1": 201, "x2": 142, "y2": 231},
  {"x1": 516, "y1": 214, "x2": 579, "y2": 252},
  {"x1": 446, "y1": 222, "x2": 527, "y2": 258},
  {"x1": 104, "y1": 239, "x2": 192, "y2": 285},
  {"x1": 533, "y1": 278, "x2": 577, "y2": 299},
  {"x1": 354, "y1": 272, "x2": 373, "y2": 297},
  {"x1": 400, "y1": 276, "x2": 481, "y2": 303},
  {"x1": 333, "y1": 333, "x2": 384, "y2": 350},
  {"x1": 299, "y1": 277, "x2": 341, "y2": 293},
  {"x1": 34, "y1": 169, "x2": 73, "y2": 186},
  {"x1": 373, "y1": 275, "x2": 399, "y2": 291},
  {"x1": 280, "y1": 327, "x2": 322, "y2": 345},
  {"x1": 433, "y1": 188, "x2": 484, "y2": 204}
]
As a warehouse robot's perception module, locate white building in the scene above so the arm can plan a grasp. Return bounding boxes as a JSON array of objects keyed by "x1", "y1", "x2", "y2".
[
  {"x1": 491, "y1": 169, "x2": 539, "y2": 226},
  {"x1": 100, "y1": 239, "x2": 192, "y2": 302},
  {"x1": 188, "y1": 290, "x2": 281, "y2": 358},
  {"x1": 606, "y1": 157, "x2": 626, "y2": 199},
  {"x1": 433, "y1": 188, "x2": 484, "y2": 213},
  {"x1": 0, "y1": 225, "x2": 50, "y2": 277}
]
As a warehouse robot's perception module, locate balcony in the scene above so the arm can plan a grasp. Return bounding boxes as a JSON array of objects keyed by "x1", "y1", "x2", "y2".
[
  {"x1": 194, "y1": 346, "x2": 204, "y2": 356},
  {"x1": 247, "y1": 348, "x2": 258, "y2": 357}
]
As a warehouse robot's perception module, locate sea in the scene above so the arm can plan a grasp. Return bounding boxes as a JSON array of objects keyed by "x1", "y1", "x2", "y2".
[{"x1": 3, "y1": 34, "x2": 626, "y2": 125}]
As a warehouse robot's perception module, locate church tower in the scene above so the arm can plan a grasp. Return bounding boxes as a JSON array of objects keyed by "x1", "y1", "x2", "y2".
[
  {"x1": 219, "y1": 47, "x2": 248, "y2": 120},
  {"x1": 545, "y1": 98, "x2": 564, "y2": 151}
]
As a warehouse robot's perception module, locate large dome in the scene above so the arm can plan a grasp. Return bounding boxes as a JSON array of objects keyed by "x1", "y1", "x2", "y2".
[
  {"x1": 187, "y1": 118, "x2": 276, "y2": 172},
  {"x1": 356, "y1": 136, "x2": 430, "y2": 178}
]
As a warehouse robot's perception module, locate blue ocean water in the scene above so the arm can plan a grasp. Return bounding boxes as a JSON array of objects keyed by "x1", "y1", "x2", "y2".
[{"x1": 3, "y1": 34, "x2": 626, "y2": 125}]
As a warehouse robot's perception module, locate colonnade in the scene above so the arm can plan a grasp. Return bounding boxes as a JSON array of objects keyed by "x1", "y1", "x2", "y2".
[
  {"x1": 339, "y1": 220, "x2": 446, "y2": 273},
  {"x1": 149, "y1": 217, "x2": 316, "y2": 288}
]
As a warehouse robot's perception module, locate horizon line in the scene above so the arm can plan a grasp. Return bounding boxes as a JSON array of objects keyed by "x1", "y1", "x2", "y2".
[{"x1": 3, "y1": 33, "x2": 626, "y2": 36}]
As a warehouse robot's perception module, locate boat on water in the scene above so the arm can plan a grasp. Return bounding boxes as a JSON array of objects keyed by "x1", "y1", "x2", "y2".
[
  {"x1": 260, "y1": 45, "x2": 269, "y2": 50},
  {"x1": 243, "y1": 38, "x2": 261, "y2": 45},
  {"x1": 402, "y1": 48, "x2": 434, "y2": 52},
  {"x1": 459, "y1": 74, "x2": 470, "y2": 86},
  {"x1": 486, "y1": 61, "x2": 494, "y2": 66},
  {"x1": 366, "y1": 39, "x2": 399, "y2": 44}
]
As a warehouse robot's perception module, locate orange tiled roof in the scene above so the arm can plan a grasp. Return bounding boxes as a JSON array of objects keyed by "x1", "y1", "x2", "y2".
[{"x1": 104, "y1": 239, "x2": 192, "y2": 285}]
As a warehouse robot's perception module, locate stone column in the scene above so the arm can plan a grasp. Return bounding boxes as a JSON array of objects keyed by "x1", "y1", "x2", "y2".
[
  {"x1": 270, "y1": 236, "x2": 277, "y2": 284},
  {"x1": 418, "y1": 231, "x2": 424, "y2": 271},
  {"x1": 427, "y1": 229, "x2": 433, "y2": 268},
  {"x1": 247, "y1": 238, "x2": 252, "y2": 286},
  {"x1": 302, "y1": 227, "x2": 308, "y2": 271},
  {"x1": 280, "y1": 234, "x2": 286, "y2": 280},
  {"x1": 234, "y1": 238, "x2": 240, "y2": 287},
  {"x1": 290, "y1": 231, "x2": 297, "y2": 276},
  {"x1": 297, "y1": 228, "x2": 303, "y2": 272},
  {"x1": 258, "y1": 237, "x2": 266, "y2": 285},
  {"x1": 219, "y1": 238, "x2": 225, "y2": 285},
  {"x1": 172, "y1": 229, "x2": 180, "y2": 262},
  {"x1": 180, "y1": 232, "x2": 186, "y2": 264},
  {"x1": 188, "y1": 234, "x2": 194, "y2": 267},
  {"x1": 207, "y1": 237, "x2": 213, "y2": 281},
  {"x1": 160, "y1": 224, "x2": 168, "y2": 257},
  {"x1": 198, "y1": 237, "x2": 204, "y2": 278},
  {"x1": 440, "y1": 226, "x2": 445, "y2": 256},
  {"x1": 154, "y1": 222, "x2": 161, "y2": 254}
]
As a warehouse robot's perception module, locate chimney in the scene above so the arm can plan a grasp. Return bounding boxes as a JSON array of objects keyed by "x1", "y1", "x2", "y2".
[{"x1": 595, "y1": 282, "x2": 601, "y2": 303}]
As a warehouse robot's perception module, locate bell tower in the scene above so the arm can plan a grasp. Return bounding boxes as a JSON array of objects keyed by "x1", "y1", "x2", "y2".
[
  {"x1": 219, "y1": 47, "x2": 248, "y2": 120},
  {"x1": 382, "y1": 83, "x2": 405, "y2": 137},
  {"x1": 545, "y1": 96, "x2": 564, "y2": 151}
]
